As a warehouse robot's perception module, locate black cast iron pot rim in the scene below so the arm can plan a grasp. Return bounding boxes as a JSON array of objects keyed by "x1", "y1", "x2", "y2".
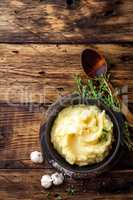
[{"x1": 40, "y1": 94, "x2": 124, "y2": 175}]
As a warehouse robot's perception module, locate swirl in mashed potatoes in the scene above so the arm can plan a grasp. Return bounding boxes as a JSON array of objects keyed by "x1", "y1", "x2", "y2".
[{"x1": 51, "y1": 104, "x2": 113, "y2": 166}]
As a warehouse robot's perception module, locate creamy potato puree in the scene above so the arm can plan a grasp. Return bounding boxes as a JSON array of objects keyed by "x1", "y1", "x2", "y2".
[{"x1": 51, "y1": 105, "x2": 113, "y2": 166}]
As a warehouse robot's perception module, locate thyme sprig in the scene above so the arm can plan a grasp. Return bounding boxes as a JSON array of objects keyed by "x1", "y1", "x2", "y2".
[
  {"x1": 75, "y1": 74, "x2": 133, "y2": 151},
  {"x1": 75, "y1": 74, "x2": 120, "y2": 112}
]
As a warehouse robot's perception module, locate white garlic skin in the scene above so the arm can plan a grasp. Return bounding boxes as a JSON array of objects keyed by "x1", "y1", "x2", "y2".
[
  {"x1": 30, "y1": 151, "x2": 43, "y2": 164},
  {"x1": 51, "y1": 172, "x2": 64, "y2": 186},
  {"x1": 41, "y1": 175, "x2": 52, "y2": 189}
]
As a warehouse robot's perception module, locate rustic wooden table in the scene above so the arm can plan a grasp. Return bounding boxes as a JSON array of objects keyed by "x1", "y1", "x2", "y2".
[{"x1": 0, "y1": 0, "x2": 133, "y2": 199}]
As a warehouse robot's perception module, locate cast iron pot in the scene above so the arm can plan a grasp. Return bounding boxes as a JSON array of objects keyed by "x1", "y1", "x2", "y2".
[{"x1": 40, "y1": 94, "x2": 124, "y2": 179}]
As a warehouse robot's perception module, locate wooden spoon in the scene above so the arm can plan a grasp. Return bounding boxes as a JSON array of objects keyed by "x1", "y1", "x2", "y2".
[{"x1": 81, "y1": 49, "x2": 133, "y2": 124}]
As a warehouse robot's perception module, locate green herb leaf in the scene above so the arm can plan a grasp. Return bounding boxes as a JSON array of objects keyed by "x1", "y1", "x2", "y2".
[
  {"x1": 46, "y1": 192, "x2": 51, "y2": 200},
  {"x1": 99, "y1": 129, "x2": 108, "y2": 143},
  {"x1": 66, "y1": 185, "x2": 76, "y2": 196},
  {"x1": 55, "y1": 194, "x2": 62, "y2": 200}
]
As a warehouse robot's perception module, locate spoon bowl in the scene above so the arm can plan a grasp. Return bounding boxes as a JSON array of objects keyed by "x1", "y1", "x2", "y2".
[{"x1": 81, "y1": 49, "x2": 107, "y2": 78}]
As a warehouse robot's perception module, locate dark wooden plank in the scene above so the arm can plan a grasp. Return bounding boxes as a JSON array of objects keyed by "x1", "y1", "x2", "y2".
[
  {"x1": 0, "y1": 44, "x2": 132, "y2": 104},
  {"x1": 0, "y1": 170, "x2": 133, "y2": 200},
  {"x1": 0, "y1": 102, "x2": 51, "y2": 169},
  {"x1": 0, "y1": 103, "x2": 43, "y2": 160},
  {"x1": 0, "y1": 0, "x2": 133, "y2": 43}
]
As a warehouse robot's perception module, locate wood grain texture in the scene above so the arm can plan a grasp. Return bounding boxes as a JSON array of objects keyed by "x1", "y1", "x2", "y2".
[
  {"x1": 0, "y1": 103, "x2": 42, "y2": 160},
  {"x1": 0, "y1": 1, "x2": 133, "y2": 199},
  {"x1": 0, "y1": 0, "x2": 133, "y2": 43},
  {"x1": 0, "y1": 44, "x2": 132, "y2": 104},
  {"x1": 1, "y1": 170, "x2": 133, "y2": 200}
]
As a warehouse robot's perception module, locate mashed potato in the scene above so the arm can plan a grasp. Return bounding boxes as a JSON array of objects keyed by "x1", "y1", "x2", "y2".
[{"x1": 51, "y1": 104, "x2": 113, "y2": 166}]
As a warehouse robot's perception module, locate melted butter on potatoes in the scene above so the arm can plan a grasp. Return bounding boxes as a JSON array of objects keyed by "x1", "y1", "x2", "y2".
[{"x1": 51, "y1": 105, "x2": 113, "y2": 166}]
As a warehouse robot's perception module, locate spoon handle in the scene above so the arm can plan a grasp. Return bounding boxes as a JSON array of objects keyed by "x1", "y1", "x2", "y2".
[
  {"x1": 121, "y1": 102, "x2": 133, "y2": 125},
  {"x1": 108, "y1": 82, "x2": 133, "y2": 124}
]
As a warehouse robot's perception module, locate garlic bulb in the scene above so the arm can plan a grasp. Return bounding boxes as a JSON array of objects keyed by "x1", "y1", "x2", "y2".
[
  {"x1": 30, "y1": 151, "x2": 43, "y2": 164},
  {"x1": 51, "y1": 172, "x2": 64, "y2": 186},
  {"x1": 41, "y1": 175, "x2": 52, "y2": 189}
]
